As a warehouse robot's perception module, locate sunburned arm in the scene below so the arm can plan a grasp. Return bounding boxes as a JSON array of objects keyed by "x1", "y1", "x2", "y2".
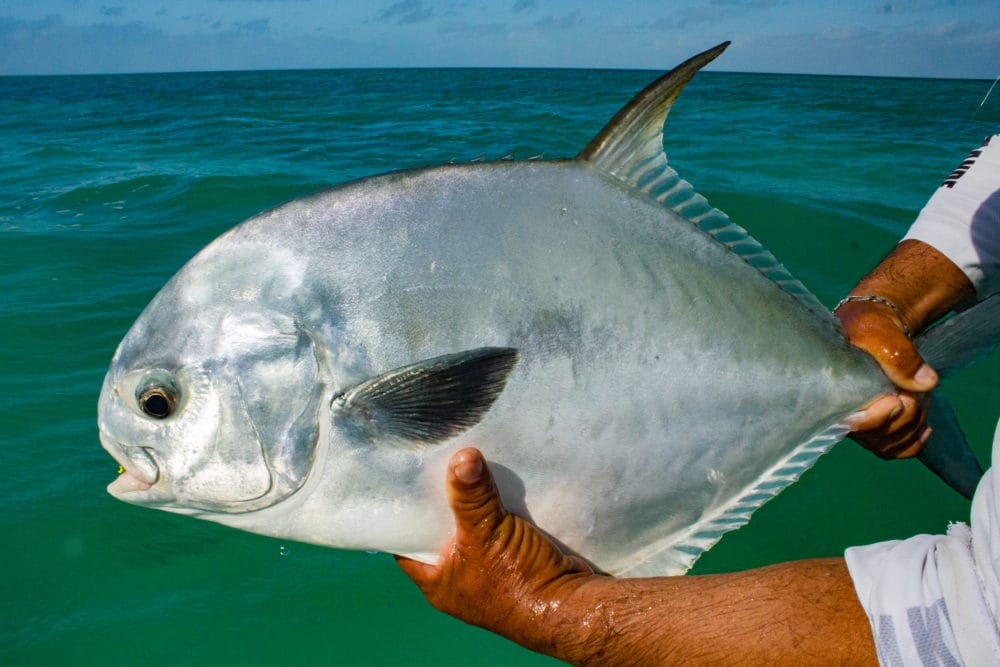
[
  {"x1": 397, "y1": 448, "x2": 876, "y2": 666},
  {"x1": 837, "y1": 239, "x2": 975, "y2": 458}
]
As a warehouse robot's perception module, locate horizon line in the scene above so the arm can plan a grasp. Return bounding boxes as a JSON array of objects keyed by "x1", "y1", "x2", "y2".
[{"x1": 0, "y1": 65, "x2": 993, "y2": 84}]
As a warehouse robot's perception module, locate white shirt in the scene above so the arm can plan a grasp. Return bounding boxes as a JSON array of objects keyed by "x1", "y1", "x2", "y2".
[
  {"x1": 847, "y1": 134, "x2": 1000, "y2": 666},
  {"x1": 904, "y1": 134, "x2": 1000, "y2": 299}
]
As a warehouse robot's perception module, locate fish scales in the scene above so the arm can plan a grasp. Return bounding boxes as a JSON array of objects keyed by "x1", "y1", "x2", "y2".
[{"x1": 99, "y1": 44, "x2": 898, "y2": 576}]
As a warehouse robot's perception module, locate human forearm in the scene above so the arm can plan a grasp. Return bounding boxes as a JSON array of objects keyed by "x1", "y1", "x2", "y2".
[
  {"x1": 840, "y1": 239, "x2": 974, "y2": 336},
  {"x1": 548, "y1": 559, "x2": 874, "y2": 666}
]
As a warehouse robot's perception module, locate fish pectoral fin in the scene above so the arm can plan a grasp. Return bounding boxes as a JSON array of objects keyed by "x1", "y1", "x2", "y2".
[{"x1": 331, "y1": 347, "x2": 519, "y2": 447}]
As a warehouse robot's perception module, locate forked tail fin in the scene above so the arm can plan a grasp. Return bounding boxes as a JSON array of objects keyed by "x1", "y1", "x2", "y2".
[
  {"x1": 917, "y1": 293, "x2": 1000, "y2": 375},
  {"x1": 917, "y1": 399, "x2": 983, "y2": 498},
  {"x1": 913, "y1": 294, "x2": 1000, "y2": 498}
]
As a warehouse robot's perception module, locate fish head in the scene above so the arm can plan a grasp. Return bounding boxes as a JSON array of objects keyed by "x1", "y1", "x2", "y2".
[{"x1": 98, "y1": 281, "x2": 326, "y2": 516}]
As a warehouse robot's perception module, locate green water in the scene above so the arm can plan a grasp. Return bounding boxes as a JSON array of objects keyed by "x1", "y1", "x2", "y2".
[{"x1": 2, "y1": 68, "x2": 997, "y2": 664}]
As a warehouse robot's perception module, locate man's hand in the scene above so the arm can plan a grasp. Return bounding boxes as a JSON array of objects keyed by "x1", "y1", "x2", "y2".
[
  {"x1": 396, "y1": 448, "x2": 877, "y2": 665},
  {"x1": 395, "y1": 448, "x2": 593, "y2": 655},
  {"x1": 836, "y1": 239, "x2": 975, "y2": 460},
  {"x1": 836, "y1": 298, "x2": 936, "y2": 459}
]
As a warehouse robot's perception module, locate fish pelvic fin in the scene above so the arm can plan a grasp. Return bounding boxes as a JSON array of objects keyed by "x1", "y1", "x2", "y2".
[
  {"x1": 579, "y1": 41, "x2": 829, "y2": 319},
  {"x1": 331, "y1": 347, "x2": 519, "y2": 448}
]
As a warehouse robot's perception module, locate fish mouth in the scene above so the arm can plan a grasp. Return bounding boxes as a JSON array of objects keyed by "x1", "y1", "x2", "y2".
[
  {"x1": 99, "y1": 430, "x2": 160, "y2": 497},
  {"x1": 108, "y1": 467, "x2": 154, "y2": 495}
]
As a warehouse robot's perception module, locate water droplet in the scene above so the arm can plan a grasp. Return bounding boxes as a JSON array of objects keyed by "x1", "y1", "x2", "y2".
[{"x1": 279, "y1": 545, "x2": 290, "y2": 557}]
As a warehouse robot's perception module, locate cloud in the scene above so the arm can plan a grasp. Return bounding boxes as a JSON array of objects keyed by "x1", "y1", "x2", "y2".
[
  {"x1": 1, "y1": 13, "x2": 62, "y2": 34},
  {"x1": 533, "y1": 10, "x2": 582, "y2": 30},
  {"x1": 735, "y1": 19, "x2": 1000, "y2": 78},
  {"x1": 650, "y1": 0, "x2": 782, "y2": 30},
  {"x1": 233, "y1": 18, "x2": 271, "y2": 34},
  {"x1": 0, "y1": 15, "x2": 166, "y2": 74},
  {"x1": 378, "y1": 0, "x2": 434, "y2": 24},
  {"x1": 438, "y1": 21, "x2": 507, "y2": 37},
  {"x1": 1, "y1": 2, "x2": 995, "y2": 77},
  {"x1": 0, "y1": 13, "x2": 303, "y2": 74},
  {"x1": 650, "y1": 6, "x2": 726, "y2": 30},
  {"x1": 877, "y1": 0, "x2": 993, "y2": 13},
  {"x1": 710, "y1": 0, "x2": 779, "y2": 6}
]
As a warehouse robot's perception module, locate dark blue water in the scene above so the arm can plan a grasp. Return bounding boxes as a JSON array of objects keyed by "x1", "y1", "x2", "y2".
[{"x1": 2, "y1": 67, "x2": 997, "y2": 665}]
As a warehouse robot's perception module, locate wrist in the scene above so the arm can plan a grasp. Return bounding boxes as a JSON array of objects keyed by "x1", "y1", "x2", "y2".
[
  {"x1": 835, "y1": 295, "x2": 913, "y2": 338},
  {"x1": 540, "y1": 575, "x2": 616, "y2": 664},
  {"x1": 543, "y1": 575, "x2": 672, "y2": 666},
  {"x1": 844, "y1": 239, "x2": 974, "y2": 335},
  {"x1": 507, "y1": 572, "x2": 602, "y2": 660}
]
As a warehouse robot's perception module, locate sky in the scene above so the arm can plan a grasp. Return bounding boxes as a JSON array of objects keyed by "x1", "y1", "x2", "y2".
[{"x1": 1, "y1": 0, "x2": 998, "y2": 78}]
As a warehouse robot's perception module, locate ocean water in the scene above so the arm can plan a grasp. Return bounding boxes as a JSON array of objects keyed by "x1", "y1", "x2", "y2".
[{"x1": 2, "y1": 66, "x2": 998, "y2": 665}]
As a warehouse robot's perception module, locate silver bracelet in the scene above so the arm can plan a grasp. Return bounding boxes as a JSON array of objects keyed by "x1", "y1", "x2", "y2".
[{"x1": 834, "y1": 294, "x2": 912, "y2": 338}]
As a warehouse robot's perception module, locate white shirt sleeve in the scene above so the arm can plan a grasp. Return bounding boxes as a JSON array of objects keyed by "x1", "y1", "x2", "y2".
[
  {"x1": 903, "y1": 134, "x2": 1000, "y2": 299},
  {"x1": 846, "y1": 422, "x2": 1000, "y2": 666}
]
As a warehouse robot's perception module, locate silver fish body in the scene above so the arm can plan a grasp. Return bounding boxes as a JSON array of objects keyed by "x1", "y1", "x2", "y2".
[{"x1": 99, "y1": 44, "x2": 891, "y2": 576}]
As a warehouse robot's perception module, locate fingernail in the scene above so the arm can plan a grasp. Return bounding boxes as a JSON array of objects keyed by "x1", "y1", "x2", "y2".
[
  {"x1": 454, "y1": 455, "x2": 483, "y2": 484},
  {"x1": 844, "y1": 410, "x2": 868, "y2": 428},
  {"x1": 915, "y1": 364, "x2": 937, "y2": 387},
  {"x1": 889, "y1": 402, "x2": 903, "y2": 420}
]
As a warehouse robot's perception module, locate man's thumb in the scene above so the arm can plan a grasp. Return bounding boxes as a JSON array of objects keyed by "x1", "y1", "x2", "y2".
[
  {"x1": 447, "y1": 447, "x2": 508, "y2": 544},
  {"x1": 871, "y1": 325, "x2": 938, "y2": 393}
]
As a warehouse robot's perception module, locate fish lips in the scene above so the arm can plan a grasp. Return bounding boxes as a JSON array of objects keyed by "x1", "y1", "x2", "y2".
[{"x1": 100, "y1": 430, "x2": 167, "y2": 503}]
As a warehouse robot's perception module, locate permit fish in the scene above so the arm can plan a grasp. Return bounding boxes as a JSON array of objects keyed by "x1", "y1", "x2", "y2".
[{"x1": 98, "y1": 43, "x2": 987, "y2": 576}]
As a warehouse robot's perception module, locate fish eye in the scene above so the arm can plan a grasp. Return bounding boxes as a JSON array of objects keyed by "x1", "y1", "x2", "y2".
[{"x1": 137, "y1": 385, "x2": 177, "y2": 419}]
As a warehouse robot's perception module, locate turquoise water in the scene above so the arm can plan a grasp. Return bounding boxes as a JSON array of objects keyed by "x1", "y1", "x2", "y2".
[{"x1": 2, "y1": 67, "x2": 998, "y2": 665}]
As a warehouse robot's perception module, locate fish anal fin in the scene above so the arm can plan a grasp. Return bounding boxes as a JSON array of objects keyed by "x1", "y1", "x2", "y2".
[
  {"x1": 612, "y1": 424, "x2": 848, "y2": 577},
  {"x1": 332, "y1": 347, "x2": 519, "y2": 448}
]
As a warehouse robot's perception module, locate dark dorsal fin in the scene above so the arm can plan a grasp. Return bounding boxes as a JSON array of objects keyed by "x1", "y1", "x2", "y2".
[
  {"x1": 579, "y1": 42, "x2": 829, "y2": 319},
  {"x1": 579, "y1": 42, "x2": 730, "y2": 168},
  {"x1": 332, "y1": 347, "x2": 519, "y2": 448}
]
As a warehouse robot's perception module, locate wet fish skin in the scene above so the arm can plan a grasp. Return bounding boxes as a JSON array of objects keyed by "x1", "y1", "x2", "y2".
[{"x1": 99, "y1": 44, "x2": 918, "y2": 576}]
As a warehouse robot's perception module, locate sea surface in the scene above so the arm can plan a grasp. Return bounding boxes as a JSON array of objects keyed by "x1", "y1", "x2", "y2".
[{"x1": 2, "y1": 66, "x2": 998, "y2": 665}]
